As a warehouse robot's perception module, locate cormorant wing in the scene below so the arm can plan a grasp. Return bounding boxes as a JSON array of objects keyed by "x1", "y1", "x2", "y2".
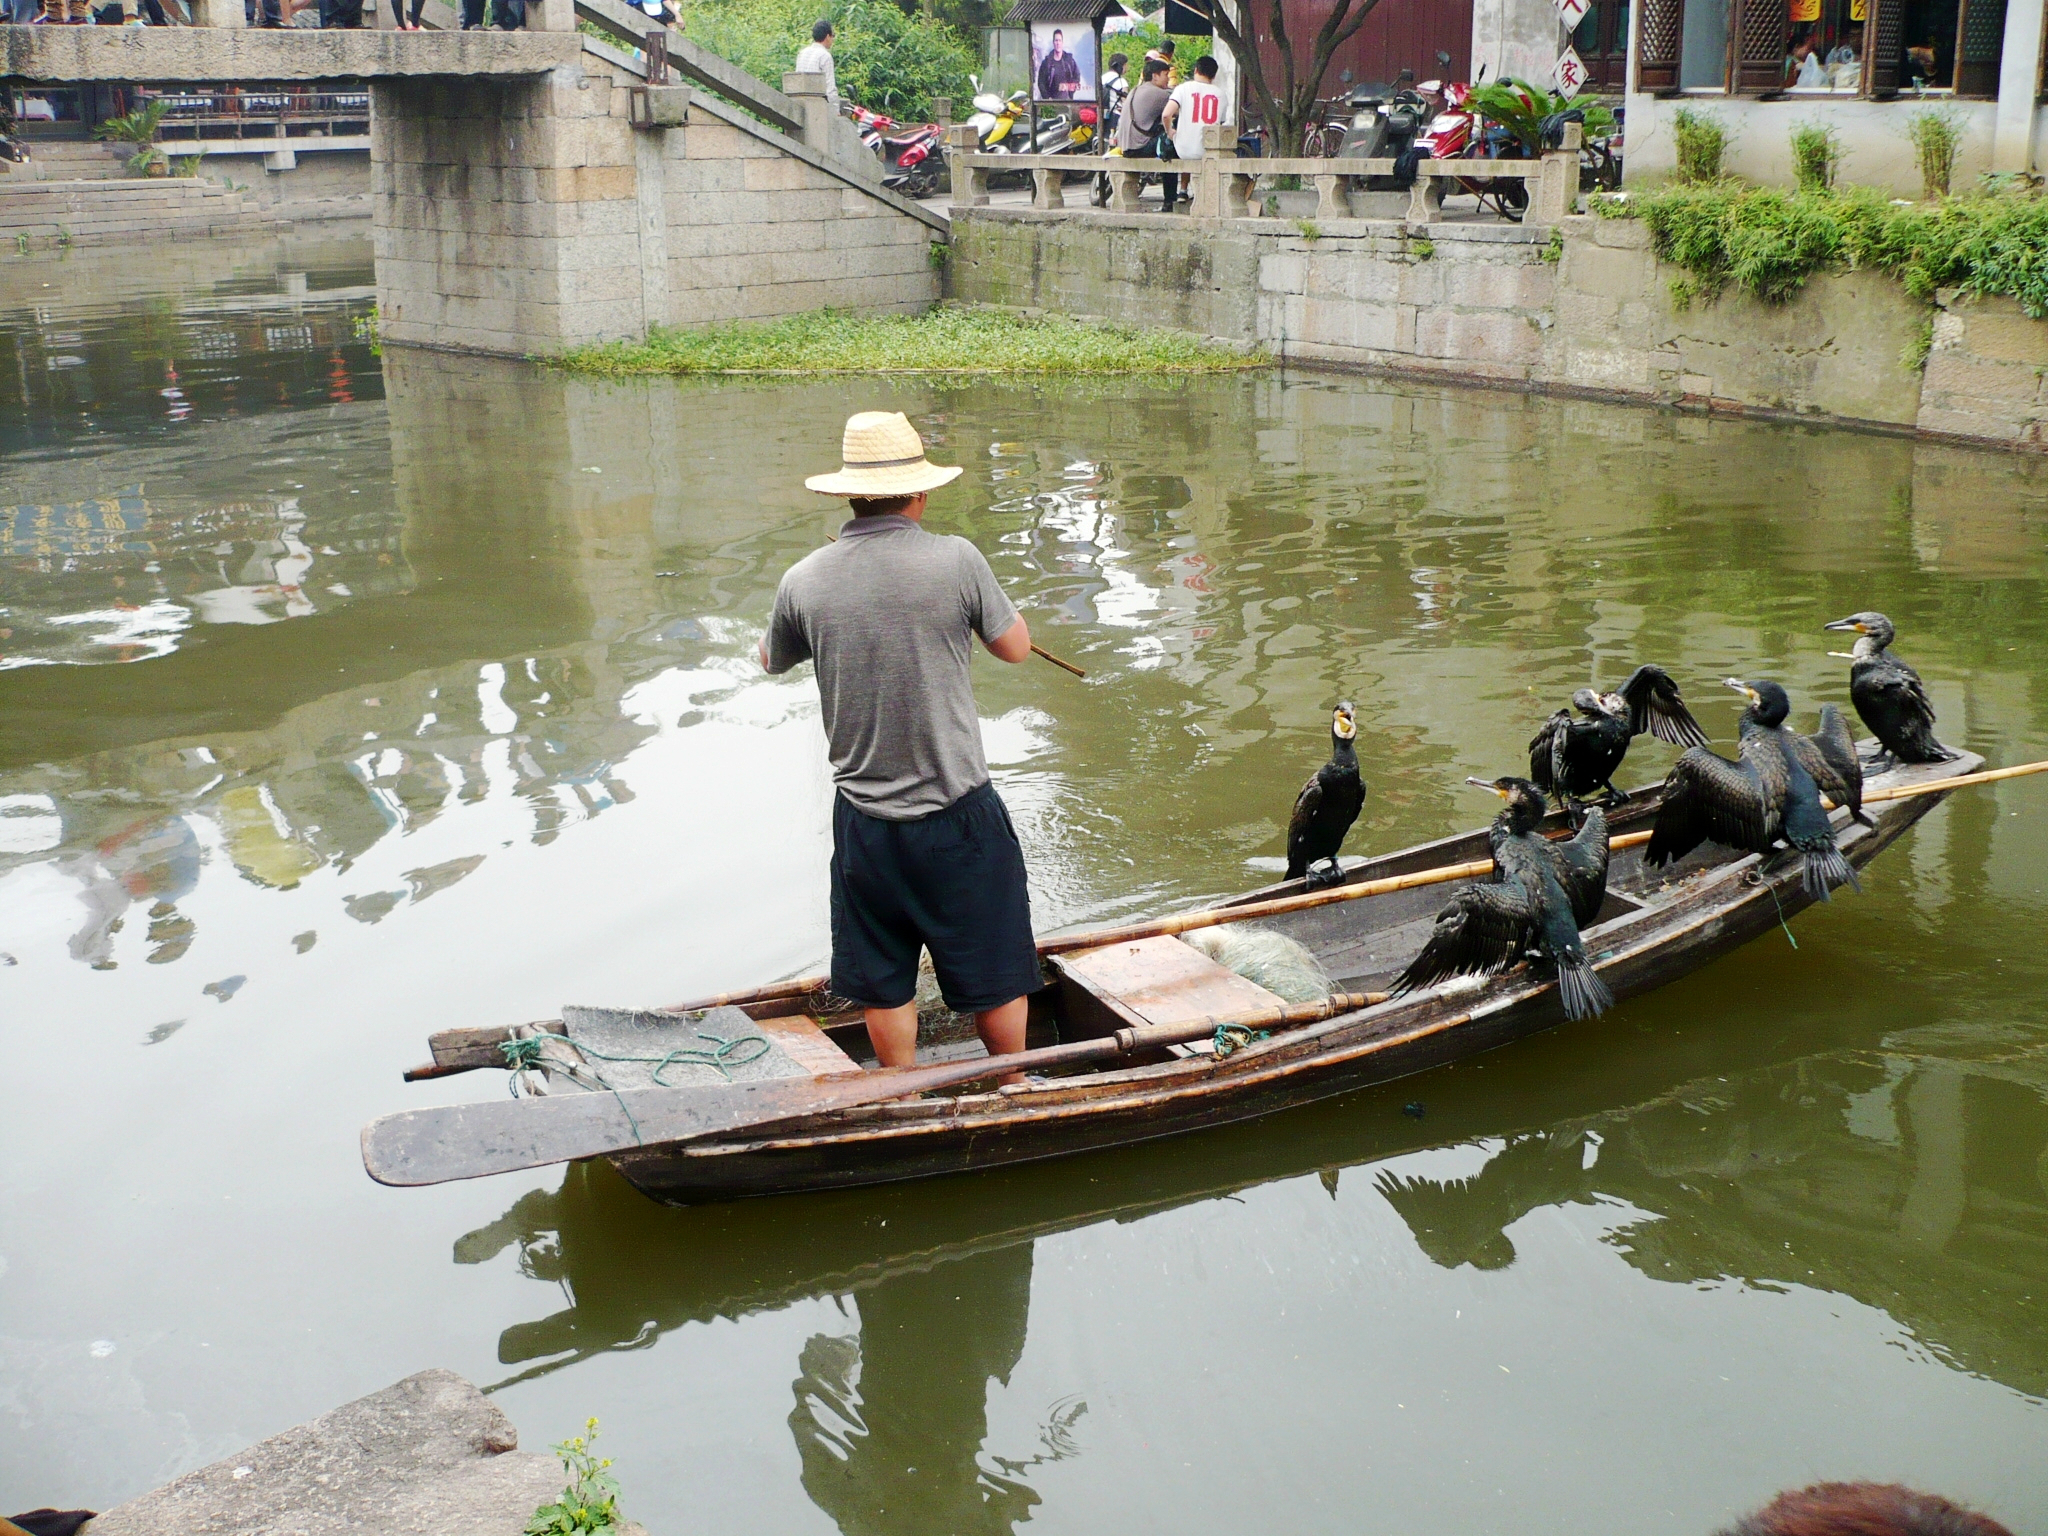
[
  {"x1": 1618, "y1": 664, "x2": 1711, "y2": 748},
  {"x1": 1644, "y1": 747, "x2": 1773, "y2": 868},
  {"x1": 1870, "y1": 665, "x2": 1941, "y2": 736},
  {"x1": 1392, "y1": 882, "x2": 1538, "y2": 995},
  {"x1": 1794, "y1": 704, "x2": 1869, "y2": 825},
  {"x1": 1545, "y1": 804, "x2": 1610, "y2": 926},
  {"x1": 1288, "y1": 770, "x2": 1322, "y2": 840},
  {"x1": 1527, "y1": 710, "x2": 1571, "y2": 792}
]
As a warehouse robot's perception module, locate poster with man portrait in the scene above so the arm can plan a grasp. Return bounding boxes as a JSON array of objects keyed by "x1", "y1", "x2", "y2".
[{"x1": 1030, "y1": 21, "x2": 1097, "y2": 103}]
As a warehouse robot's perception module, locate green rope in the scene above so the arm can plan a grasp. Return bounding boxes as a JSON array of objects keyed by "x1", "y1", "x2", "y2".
[
  {"x1": 1762, "y1": 875, "x2": 1799, "y2": 949},
  {"x1": 1212, "y1": 1023, "x2": 1270, "y2": 1060},
  {"x1": 498, "y1": 1025, "x2": 773, "y2": 1147}
]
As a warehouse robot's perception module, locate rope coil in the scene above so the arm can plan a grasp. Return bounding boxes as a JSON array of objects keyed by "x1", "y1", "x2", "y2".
[
  {"x1": 498, "y1": 1025, "x2": 772, "y2": 1145},
  {"x1": 1212, "y1": 1022, "x2": 1271, "y2": 1059}
]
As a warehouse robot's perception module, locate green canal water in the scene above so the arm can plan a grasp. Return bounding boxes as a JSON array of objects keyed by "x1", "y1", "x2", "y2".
[{"x1": 3, "y1": 234, "x2": 2047, "y2": 1535}]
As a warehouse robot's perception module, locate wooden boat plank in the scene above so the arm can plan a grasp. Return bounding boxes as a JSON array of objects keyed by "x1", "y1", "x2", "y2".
[{"x1": 752, "y1": 1014, "x2": 863, "y2": 1079}]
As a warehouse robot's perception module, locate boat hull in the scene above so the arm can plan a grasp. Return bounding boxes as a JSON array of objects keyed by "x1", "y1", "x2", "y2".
[{"x1": 608, "y1": 759, "x2": 1966, "y2": 1205}]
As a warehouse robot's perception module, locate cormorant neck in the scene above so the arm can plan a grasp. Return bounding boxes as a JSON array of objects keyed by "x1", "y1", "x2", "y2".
[
  {"x1": 1331, "y1": 733, "x2": 1358, "y2": 764},
  {"x1": 1851, "y1": 634, "x2": 1886, "y2": 660}
]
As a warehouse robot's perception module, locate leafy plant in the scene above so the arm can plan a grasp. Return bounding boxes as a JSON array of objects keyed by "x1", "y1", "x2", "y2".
[
  {"x1": 1615, "y1": 179, "x2": 2048, "y2": 317},
  {"x1": 927, "y1": 240, "x2": 949, "y2": 271},
  {"x1": 526, "y1": 1418, "x2": 623, "y2": 1536},
  {"x1": 1461, "y1": 78, "x2": 1615, "y2": 160},
  {"x1": 1542, "y1": 227, "x2": 1564, "y2": 263},
  {"x1": 1901, "y1": 314, "x2": 1934, "y2": 371},
  {"x1": 171, "y1": 154, "x2": 203, "y2": 179},
  {"x1": 1294, "y1": 217, "x2": 1321, "y2": 242},
  {"x1": 677, "y1": 0, "x2": 974, "y2": 121},
  {"x1": 1905, "y1": 106, "x2": 1965, "y2": 200},
  {"x1": 1789, "y1": 121, "x2": 1842, "y2": 194},
  {"x1": 95, "y1": 99, "x2": 173, "y2": 176},
  {"x1": 1671, "y1": 107, "x2": 1727, "y2": 185},
  {"x1": 553, "y1": 306, "x2": 1271, "y2": 376},
  {"x1": 1409, "y1": 236, "x2": 1435, "y2": 259}
]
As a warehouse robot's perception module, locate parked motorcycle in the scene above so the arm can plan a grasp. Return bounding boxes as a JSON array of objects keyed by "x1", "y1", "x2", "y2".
[
  {"x1": 847, "y1": 102, "x2": 944, "y2": 198},
  {"x1": 1335, "y1": 70, "x2": 1432, "y2": 190},
  {"x1": 1401, "y1": 71, "x2": 1532, "y2": 220}
]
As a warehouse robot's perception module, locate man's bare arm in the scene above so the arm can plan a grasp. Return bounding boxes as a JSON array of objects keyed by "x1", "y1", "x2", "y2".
[{"x1": 985, "y1": 614, "x2": 1031, "y2": 664}]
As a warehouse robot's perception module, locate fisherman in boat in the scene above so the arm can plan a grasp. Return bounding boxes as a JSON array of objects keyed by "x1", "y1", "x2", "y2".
[{"x1": 759, "y1": 411, "x2": 1042, "y2": 1070}]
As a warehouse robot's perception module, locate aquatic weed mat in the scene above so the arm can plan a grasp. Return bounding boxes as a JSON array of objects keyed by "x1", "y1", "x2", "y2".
[{"x1": 550, "y1": 308, "x2": 1272, "y2": 377}]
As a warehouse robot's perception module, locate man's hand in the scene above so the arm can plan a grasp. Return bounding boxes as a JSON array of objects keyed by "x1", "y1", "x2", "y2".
[{"x1": 985, "y1": 614, "x2": 1031, "y2": 664}]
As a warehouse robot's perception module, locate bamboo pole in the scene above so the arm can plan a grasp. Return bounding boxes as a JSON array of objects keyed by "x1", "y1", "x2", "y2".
[{"x1": 659, "y1": 758, "x2": 2048, "y2": 1017}]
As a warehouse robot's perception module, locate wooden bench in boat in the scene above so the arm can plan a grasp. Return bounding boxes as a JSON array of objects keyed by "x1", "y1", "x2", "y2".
[{"x1": 1051, "y1": 934, "x2": 1287, "y2": 1056}]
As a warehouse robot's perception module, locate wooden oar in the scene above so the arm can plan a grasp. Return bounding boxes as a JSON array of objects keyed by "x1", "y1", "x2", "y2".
[
  {"x1": 367, "y1": 992, "x2": 1378, "y2": 1187},
  {"x1": 1031, "y1": 643, "x2": 1086, "y2": 678},
  {"x1": 452, "y1": 756, "x2": 2047, "y2": 1057}
]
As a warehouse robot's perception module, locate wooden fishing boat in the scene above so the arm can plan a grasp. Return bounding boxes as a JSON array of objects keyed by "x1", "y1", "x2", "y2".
[{"x1": 369, "y1": 749, "x2": 1984, "y2": 1205}]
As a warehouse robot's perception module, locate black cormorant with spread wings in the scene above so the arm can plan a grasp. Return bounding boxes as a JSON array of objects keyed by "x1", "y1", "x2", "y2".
[
  {"x1": 1824, "y1": 611, "x2": 1959, "y2": 771},
  {"x1": 1392, "y1": 776, "x2": 1614, "y2": 1021},
  {"x1": 1286, "y1": 701, "x2": 1366, "y2": 888},
  {"x1": 1528, "y1": 664, "x2": 1710, "y2": 817},
  {"x1": 1645, "y1": 679, "x2": 1870, "y2": 902}
]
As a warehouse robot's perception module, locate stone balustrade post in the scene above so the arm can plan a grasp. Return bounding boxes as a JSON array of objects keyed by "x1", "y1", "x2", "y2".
[
  {"x1": 1110, "y1": 167, "x2": 1141, "y2": 213},
  {"x1": 781, "y1": 72, "x2": 837, "y2": 155},
  {"x1": 1312, "y1": 171, "x2": 1349, "y2": 221},
  {"x1": 1534, "y1": 121, "x2": 1580, "y2": 224},
  {"x1": 528, "y1": 0, "x2": 577, "y2": 31},
  {"x1": 1030, "y1": 164, "x2": 1065, "y2": 210},
  {"x1": 187, "y1": 0, "x2": 245, "y2": 27},
  {"x1": 945, "y1": 123, "x2": 987, "y2": 209},
  {"x1": 931, "y1": 97, "x2": 952, "y2": 130},
  {"x1": 1191, "y1": 122, "x2": 1236, "y2": 220}
]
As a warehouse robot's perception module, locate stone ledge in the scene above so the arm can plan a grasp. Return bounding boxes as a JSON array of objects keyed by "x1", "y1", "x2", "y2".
[
  {"x1": 80, "y1": 1369, "x2": 597, "y2": 1536},
  {"x1": 0, "y1": 28, "x2": 577, "y2": 83}
]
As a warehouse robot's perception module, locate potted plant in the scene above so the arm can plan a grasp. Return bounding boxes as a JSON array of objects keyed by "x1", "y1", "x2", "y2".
[{"x1": 94, "y1": 99, "x2": 173, "y2": 178}]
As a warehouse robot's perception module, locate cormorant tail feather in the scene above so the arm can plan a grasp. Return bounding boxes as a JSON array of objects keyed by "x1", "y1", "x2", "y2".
[
  {"x1": 1554, "y1": 954, "x2": 1614, "y2": 1021},
  {"x1": 1801, "y1": 844, "x2": 1860, "y2": 902}
]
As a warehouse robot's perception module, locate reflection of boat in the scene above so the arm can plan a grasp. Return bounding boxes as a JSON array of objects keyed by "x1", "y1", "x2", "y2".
[{"x1": 384, "y1": 749, "x2": 1981, "y2": 1206}]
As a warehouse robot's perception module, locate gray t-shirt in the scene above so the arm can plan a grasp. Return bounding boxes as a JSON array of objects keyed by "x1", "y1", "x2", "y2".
[{"x1": 765, "y1": 514, "x2": 1020, "y2": 820}]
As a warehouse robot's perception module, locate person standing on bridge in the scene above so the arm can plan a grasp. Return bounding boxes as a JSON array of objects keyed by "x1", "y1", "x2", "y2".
[
  {"x1": 795, "y1": 18, "x2": 840, "y2": 107},
  {"x1": 759, "y1": 412, "x2": 1041, "y2": 1073}
]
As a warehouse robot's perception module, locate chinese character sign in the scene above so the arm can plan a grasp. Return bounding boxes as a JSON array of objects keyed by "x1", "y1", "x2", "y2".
[
  {"x1": 1554, "y1": 46, "x2": 1587, "y2": 97},
  {"x1": 1554, "y1": 0, "x2": 1590, "y2": 30}
]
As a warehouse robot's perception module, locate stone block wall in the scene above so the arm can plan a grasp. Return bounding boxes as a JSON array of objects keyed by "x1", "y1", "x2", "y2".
[
  {"x1": 947, "y1": 207, "x2": 2048, "y2": 450},
  {"x1": 374, "y1": 52, "x2": 940, "y2": 357}
]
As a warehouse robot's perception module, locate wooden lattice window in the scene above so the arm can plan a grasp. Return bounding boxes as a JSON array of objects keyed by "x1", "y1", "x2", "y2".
[
  {"x1": 1638, "y1": 0, "x2": 1686, "y2": 90},
  {"x1": 1732, "y1": 0, "x2": 1793, "y2": 91}
]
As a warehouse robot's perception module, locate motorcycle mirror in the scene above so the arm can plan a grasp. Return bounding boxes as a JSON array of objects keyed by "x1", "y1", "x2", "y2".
[
  {"x1": 1398, "y1": 67, "x2": 1414, "y2": 81},
  {"x1": 1436, "y1": 50, "x2": 1452, "y2": 67}
]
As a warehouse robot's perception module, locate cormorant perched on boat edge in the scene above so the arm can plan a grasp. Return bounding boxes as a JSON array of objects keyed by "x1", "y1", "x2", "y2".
[
  {"x1": 1824, "y1": 611, "x2": 1959, "y2": 771},
  {"x1": 1392, "y1": 776, "x2": 1614, "y2": 1021},
  {"x1": 1645, "y1": 679, "x2": 1867, "y2": 902},
  {"x1": 1528, "y1": 663, "x2": 1710, "y2": 819},
  {"x1": 1286, "y1": 701, "x2": 1366, "y2": 889}
]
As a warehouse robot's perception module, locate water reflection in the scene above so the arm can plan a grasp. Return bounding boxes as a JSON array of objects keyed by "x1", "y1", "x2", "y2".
[{"x1": 4, "y1": 248, "x2": 2048, "y2": 1529}]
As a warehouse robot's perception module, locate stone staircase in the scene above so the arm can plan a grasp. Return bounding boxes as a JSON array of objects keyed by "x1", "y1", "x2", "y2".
[
  {"x1": 0, "y1": 176, "x2": 279, "y2": 250},
  {"x1": 16, "y1": 136, "x2": 129, "y2": 181}
]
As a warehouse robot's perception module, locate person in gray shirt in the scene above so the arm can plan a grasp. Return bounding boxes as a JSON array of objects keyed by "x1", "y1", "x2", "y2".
[{"x1": 761, "y1": 411, "x2": 1041, "y2": 1069}]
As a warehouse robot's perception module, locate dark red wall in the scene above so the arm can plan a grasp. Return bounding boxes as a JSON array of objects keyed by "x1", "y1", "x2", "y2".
[{"x1": 1247, "y1": 0, "x2": 1474, "y2": 100}]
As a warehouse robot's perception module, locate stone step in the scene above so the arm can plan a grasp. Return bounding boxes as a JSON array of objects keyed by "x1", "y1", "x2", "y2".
[{"x1": 0, "y1": 175, "x2": 274, "y2": 249}]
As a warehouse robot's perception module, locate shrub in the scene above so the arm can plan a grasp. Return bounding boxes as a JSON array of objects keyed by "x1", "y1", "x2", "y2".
[
  {"x1": 677, "y1": 0, "x2": 974, "y2": 121},
  {"x1": 1671, "y1": 107, "x2": 1727, "y2": 185},
  {"x1": 1905, "y1": 106, "x2": 1966, "y2": 200},
  {"x1": 526, "y1": 1419, "x2": 623, "y2": 1536},
  {"x1": 1620, "y1": 180, "x2": 2048, "y2": 317},
  {"x1": 1789, "y1": 122, "x2": 1842, "y2": 194}
]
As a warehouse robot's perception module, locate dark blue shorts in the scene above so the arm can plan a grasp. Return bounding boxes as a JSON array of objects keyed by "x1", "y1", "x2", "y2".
[{"x1": 830, "y1": 781, "x2": 1042, "y2": 1012}]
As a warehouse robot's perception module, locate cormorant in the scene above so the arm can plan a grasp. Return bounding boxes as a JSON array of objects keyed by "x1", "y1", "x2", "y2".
[
  {"x1": 1286, "y1": 701, "x2": 1366, "y2": 888},
  {"x1": 1823, "y1": 611, "x2": 1959, "y2": 771},
  {"x1": 1528, "y1": 664, "x2": 1710, "y2": 817},
  {"x1": 1392, "y1": 776, "x2": 1614, "y2": 1021},
  {"x1": 1644, "y1": 679, "x2": 1869, "y2": 902}
]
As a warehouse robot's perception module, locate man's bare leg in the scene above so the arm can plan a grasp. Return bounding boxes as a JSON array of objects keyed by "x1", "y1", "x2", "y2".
[
  {"x1": 975, "y1": 996, "x2": 1028, "y2": 1057},
  {"x1": 864, "y1": 1003, "x2": 919, "y2": 1069}
]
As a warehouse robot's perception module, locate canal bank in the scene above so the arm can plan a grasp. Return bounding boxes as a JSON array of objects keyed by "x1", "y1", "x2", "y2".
[{"x1": 947, "y1": 209, "x2": 2048, "y2": 451}]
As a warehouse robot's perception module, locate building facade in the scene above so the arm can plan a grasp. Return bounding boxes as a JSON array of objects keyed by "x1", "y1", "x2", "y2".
[{"x1": 1623, "y1": 0, "x2": 2048, "y2": 190}]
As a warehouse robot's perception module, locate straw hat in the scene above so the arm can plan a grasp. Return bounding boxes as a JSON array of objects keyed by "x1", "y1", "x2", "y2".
[{"x1": 804, "y1": 411, "x2": 964, "y2": 497}]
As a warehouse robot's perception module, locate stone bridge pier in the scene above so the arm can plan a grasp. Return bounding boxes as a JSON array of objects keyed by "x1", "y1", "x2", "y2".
[{"x1": 1, "y1": 21, "x2": 947, "y2": 357}]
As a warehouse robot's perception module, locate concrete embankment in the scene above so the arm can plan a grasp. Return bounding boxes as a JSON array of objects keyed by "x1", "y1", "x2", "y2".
[
  {"x1": 76, "y1": 1368, "x2": 644, "y2": 1536},
  {"x1": 948, "y1": 209, "x2": 2048, "y2": 452}
]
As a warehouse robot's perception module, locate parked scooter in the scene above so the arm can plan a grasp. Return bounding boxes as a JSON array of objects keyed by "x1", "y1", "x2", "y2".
[
  {"x1": 847, "y1": 102, "x2": 944, "y2": 198},
  {"x1": 1335, "y1": 69, "x2": 1433, "y2": 189},
  {"x1": 1402, "y1": 69, "x2": 1532, "y2": 219}
]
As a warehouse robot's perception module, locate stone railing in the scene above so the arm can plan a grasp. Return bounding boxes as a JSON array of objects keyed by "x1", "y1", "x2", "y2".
[{"x1": 946, "y1": 123, "x2": 1583, "y2": 226}]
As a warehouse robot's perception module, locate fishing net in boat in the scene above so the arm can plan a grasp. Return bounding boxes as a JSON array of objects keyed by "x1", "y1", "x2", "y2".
[{"x1": 1180, "y1": 924, "x2": 1331, "y2": 1004}]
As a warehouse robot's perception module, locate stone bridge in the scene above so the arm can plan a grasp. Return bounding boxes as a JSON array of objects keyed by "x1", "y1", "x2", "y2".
[{"x1": 1, "y1": 11, "x2": 946, "y2": 355}]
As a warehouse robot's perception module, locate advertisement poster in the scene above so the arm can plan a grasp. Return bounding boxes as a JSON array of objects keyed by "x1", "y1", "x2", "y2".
[{"x1": 1031, "y1": 22, "x2": 1097, "y2": 103}]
